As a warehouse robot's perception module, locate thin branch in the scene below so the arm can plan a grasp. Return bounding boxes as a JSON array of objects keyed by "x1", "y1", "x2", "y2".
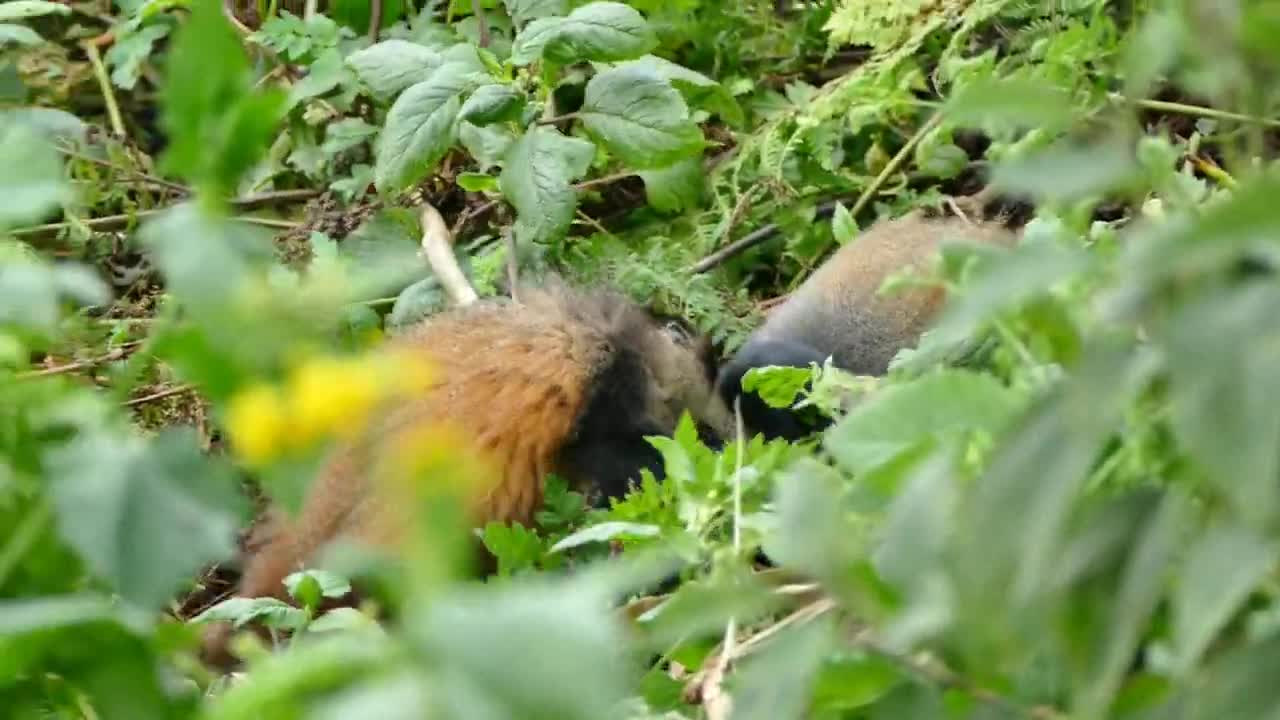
[
  {"x1": 502, "y1": 227, "x2": 520, "y2": 302},
  {"x1": 368, "y1": 0, "x2": 384, "y2": 42},
  {"x1": 123, "y1": 384, "x2": 195, "y2": 408},
  {"x1": 9, "y1": 190, "x2": 319, "y2": 239},
  {"x1": 420, "y1": 202, "x2": 478, "y2": 306},
  {"x1": 574, "y1": 170, "x2": 635, "y2": 192},
  {"x1": 472, "y1": 0, "x2": 491, "y2": 48},
  {"x1": 84, "y1": 42, "x2": 125, "y2": 138},
  {"x1": 1111, "y1": 93, "x2": 1280, "y2": 129},
  {"x1": 58, "y1": 145, "x2": 189, "y2": 194},
  {"x1": 18, "y1": 342, "x2": 143, "y2": 379},
  {"x1": 536, "y1": 112, "x2": 581, "y2": 126}
]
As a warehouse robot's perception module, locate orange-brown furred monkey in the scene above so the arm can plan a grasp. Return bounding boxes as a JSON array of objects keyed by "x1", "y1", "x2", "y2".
[{"x1": 202, "y1": 280, "x2": 733, "y2": 666}]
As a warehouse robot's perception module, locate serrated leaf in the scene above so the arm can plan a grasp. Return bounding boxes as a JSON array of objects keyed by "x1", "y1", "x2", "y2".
[
  {"x1": 831, "y1": 201, "x2": 857, "y2": 244},
  {"x1": 992, "y1": 137, "x2": 1142, "y2": 203},
  {"x1": 105, "y1": 23, "x2": 169, "y2": 90},
  {"x1": 637, "y1": 157, "x2": 703, "y2": 213},
  {"x1": 613, "y1": 54, "x2": 744, "y2": 126},
  {"x1": 742, "y1": 365, "x2": 813, "y2": 409},
  {"x1": 458, "y1": 83, "x2": 525, "y2": 126},
  {"x1": 550, "y1": 522, "x2": 660, "y2": 552},
  {"x1": 0, "y1": 1, "x2": 69, "y2": 21},
  {"x1": 824, "y1": 370, "x2": 1022, "y2": 476},
  {"x1": 285, "y1": 569, "x2": 353, "y2": 605},
  {"x1": 504, "y1": 0, "x2": 566, "y2": 26},
  {"x1": 511, "y1": 1, "x2": 654, "y2": 65},
  {"x1": 47, "y1": 429, "x2": 247, "y2": 610},
  {"x1": 321, "y1": 117, "x2": 378, "y2": 155},
  {"x1": 346, "y1": 39, "x2": 441, "y2": 99},
  {"x1": 375, "y1": 64, "x2": 482, "y2": 192},
  {"x1": 580, "y1": 65, "x2": 702, "y2": 169},
  {"x1": 1173, "y1": 526, "x2": 1274, "y2": 674},
  {"x1": 499, "y1": 126, "x2": 594, "y2": 243}
]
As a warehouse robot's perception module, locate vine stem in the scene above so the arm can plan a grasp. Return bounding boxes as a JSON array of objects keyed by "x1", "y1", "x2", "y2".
[
  {"x1": 84, "y1": 42, "x2": 125, "y2": 138},
  {"x1": 368, "y1": 0, "x2": 383, "y2": 42},
  {"x1": 1111, "y1": 93, "x2": 1280, "y2": 128}
]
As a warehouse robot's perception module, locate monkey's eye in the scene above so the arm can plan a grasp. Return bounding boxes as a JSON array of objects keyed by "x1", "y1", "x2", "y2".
[{"x1": 663, "y1": 320, "x2": 691, "y2": 341}]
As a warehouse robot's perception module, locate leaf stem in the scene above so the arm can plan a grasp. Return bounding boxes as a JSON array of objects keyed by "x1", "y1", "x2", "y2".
[
  {"x1": 84, "y1": 42, "x2": 125, "y2": 138},
  {"x1": 1110, "y1": 93, "x2": 1280, "y2": 128},
  {"x1": 537, "y1": 112, "x2": 581, "y2": 126}
]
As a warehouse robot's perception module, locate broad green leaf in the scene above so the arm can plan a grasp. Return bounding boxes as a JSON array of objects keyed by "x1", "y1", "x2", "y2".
[
  {"x1": 768, "y1": 458, "x2": 860, "y2": 583},
  {"x1": 634, "y1": 571, "x2": 780, "y2": 650},
  {"x1": 0, "y1": 106, "x2": 86, "y2": 144},
  {"x1": 459, "y1": 83, "x2": 525, "y2": 126},
  {"x1": 741, "y1": 365, "x2": 813, "y2": 409},
  {"x1": 550, "y1": 521, "x2": 660, "y2": 552},
  {"x1": 612, "y1": 54, "x2": 744, "y2": 126},
  {"x1": 637, "y1": 157, "x2": 703, "y2": 212},
  {"x1": 0, "y1": 595, "x2": 122, "y2": 635},
  {"x1": 285, "y1": 569, "x2": 353, "y2": 605},
  {"x1": 456, "y1": 171, "x2": 498, "y2": 192},
  {"x1": 810, "y1": 653, "x2": 906, "y2": 712},
  {"x1": 389, "y1": 276, "x2": 450, "y2": 329},
  {"x1": 0, "y1": 22, "x2": 40, "y2": 46},
  {"x1": 543, "y1": 2, "x2": 655, "y2": 64},
  {"x1": 1165, "y1": 284, "x2": 1280, "y2": 526},
  {"x1": 346, "y1": 39, "x2": 441, "y2": 99},
  {"x1": 0, "y1": 1, "x2": 69, "y2": 21},
  {"x1": 0, "y1": 123, "x2": 70, "y2": 228},
  {"x1": 190, "y1": 596, "x2": 306, "y2": 630},
  {"x1": 375, "y1": 63, "x2": 483, "y2": 192},
  {"x1": 991, "y1": 137, "x2": 1142, "y2": 203},
  {"x1": 46, "y1": 429, "x2": 247, "y2": 610},
  {"x1": 1186, "y1": 634, "x2": 1280, "y2": 720},
  {"x1": 945, "y1": 76, "x2": 1078, "y2": 132},
  {"x1": 499, "y1": 126, "x2": 594, "y2": 244},
  {"x1": 480, "y1": 521, "x2": 546, "y2": 575},
  {"x1": 729, "y1": 618, "x2": 833, "y2": 720},
  {"x1": 580, "y1": 65, "x2": 702, "y2": 169},
  {"x1": 459, "y1": 120, "x2": 515, "y2": 170},
  {"x1": 1173, "y1": 526, "x2": 1274, "y2": 674},
  {"x1": 306, "y1": 607, "x2": 381, "y2": 634},
  {"x1": 825, "y1": 369, "x2": 1022, "y2": 476},
  {"x1": 511, "y1": 2, "x2": 655, "y2": 65},
  {"x1": 321, "y1": 117, "x2": 378, "y2": 155},
  {"x1": 413, "y1": 579, "x2": 631, "y2": 720},
  {"x1": 504, "y1": 0, "x2": 566, "y2": 26}
]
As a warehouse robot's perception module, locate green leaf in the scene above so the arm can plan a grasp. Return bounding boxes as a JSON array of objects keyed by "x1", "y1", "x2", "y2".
[
  {"x1": 0, "y1": 1, "x2": 69, "y2": 21},
  {"x1": 190, "y1": 596, "x2": 307, "y2": 631},
  {"x1": 945, "y1": 76, "x2": 1078, "y2": 133},
  {"x1": 375, "y1": 63, "x2": 483, "y2": 193},
  {"x1": 159, "y1": 0, "x2": 286, "y2": 198},
  {"x1": 612, "y1": 54, "x2": 743, "y2": 127},
  {"x1": 825, "y1": 370, "x2": 1023, "y2": 476},
  {"x1": 992, "y1": 137, "x2": 1142, "y2": 203},
  {"x1": 457, "y1": 171, "x2": 498, "y2": 192},
  {"x1": 46, "y1": 428, "x2": 247, "y2": 610},
  {"x1": 580, "y1": 65, "x2": 702, "y2": 169},
  {"x1": 1165, "y1": 284, "x2": 1280, "y2": 526},
  {"x1": 346, "y1": 39, "x2": 441, "y2": 100},
  {"x1": 321, "y1": 117, "x2": 378, "y2": 155},
  {"x1": 728, "y1": 618, "x2": 833, "y2": 720},
  {"x1": 0, "y1": 123, "x2": 70, "y2": 229},
  {"x1": 413, "y1": 579, "x2": 632, "y2": 720},
  {"x1": 0, "y1": 22, "x2": 40, "y2": 46},
  {"x1": 810, "y1": 653, "x2": 905, "y2": 712},
  {"x1": 637, "y1": 157, "x2": 704, "y2": 213},
  {"x1": 458, "y1": 83, "x2": 525, "y2": 126},
  {"x1": 499, "y1": 126, "x2": 595, "y2": 243},
  {"x1": 511, "y1": 1, "x2": 655, "y2": 66},
  {"x1": 504, "y1": 0, "x2": 566, "y2": 26},
  {"x1": 481, "y1": 521, "x2": 546, "y2": 575},
  {"x1": 104, "y1": 23, "x2": 169, "y2": 90},
  {"x1": 285, "y1": 569, "x2": 353, "y2": 606},
  {"x1": 831, "y1": 201, "x2": 857, "y2": 245},
  {"x1": 388, "y1": 276, "x2": 450, "y2": 329},
  {"x1": 1173, "y1": 526, "x2": 1274, "y2": 674},
  {"x1": 550, "y1": 521, "x2": 660, "y2": 552},
  {"x1": 742, "y1": 365, "x2": 814, "y2": 409},
  {"x1": 459, "y1": 120, "x2": 515, "y2": 171}
]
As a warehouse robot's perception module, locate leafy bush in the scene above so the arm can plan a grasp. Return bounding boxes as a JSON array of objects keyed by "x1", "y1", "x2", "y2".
[{"x1": 7, "y1": 0, "x2": 1280, "y2": 718}]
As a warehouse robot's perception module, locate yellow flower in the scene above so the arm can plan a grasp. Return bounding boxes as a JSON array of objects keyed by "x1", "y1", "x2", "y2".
[
  {"x1": 287, "y1": 355, "x2": 383, "y2": 444},
  {"x1": 226, "y1": 383, "x2": 288, "y2": 466}
]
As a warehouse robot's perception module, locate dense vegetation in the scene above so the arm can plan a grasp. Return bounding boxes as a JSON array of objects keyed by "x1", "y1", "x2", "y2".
[{"x1": 5, "y1": 0, "x2": 1280, "y2": 717}]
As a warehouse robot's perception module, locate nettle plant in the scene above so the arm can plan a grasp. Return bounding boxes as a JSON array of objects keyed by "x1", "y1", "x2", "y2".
[{"x1": 343, "y1": 1, "x2": 740, "y2": 244}]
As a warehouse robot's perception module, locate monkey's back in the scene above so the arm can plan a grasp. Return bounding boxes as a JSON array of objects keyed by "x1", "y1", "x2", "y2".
[{"x1": 756, "y1": 213, "x2": 1017, "y2": 374}]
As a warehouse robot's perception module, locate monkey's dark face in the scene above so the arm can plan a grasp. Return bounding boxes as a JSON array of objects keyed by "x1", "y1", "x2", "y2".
[
  {"x1": 642, "y1": 311, "x2": 733, "y2": 443},
  {"x1": 716, "y1": 338, "x2": 832, "y2": 442}
]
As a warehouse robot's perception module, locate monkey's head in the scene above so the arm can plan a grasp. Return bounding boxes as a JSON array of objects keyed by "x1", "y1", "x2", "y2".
[{"x1": 643, "y1": 312, "x2": 734, "y2": 444}]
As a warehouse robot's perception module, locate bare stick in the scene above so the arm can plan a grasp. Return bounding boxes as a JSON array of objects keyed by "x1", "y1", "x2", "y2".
[
  {"x1": 420, "y1": 202, "x2": 478, "y2": 306},
  {"x1": 472, "y1": 0, "x2": 491, "y2": 48},
  {"x1": 84, "y1": 43, "x2": 125, "y2": 138},
  {"x1": 368, "y1": 0, "x2": 383, "y2": 42},
  {"x1": 503, "y1": 227, "x2": 520, "y2": 302}
]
